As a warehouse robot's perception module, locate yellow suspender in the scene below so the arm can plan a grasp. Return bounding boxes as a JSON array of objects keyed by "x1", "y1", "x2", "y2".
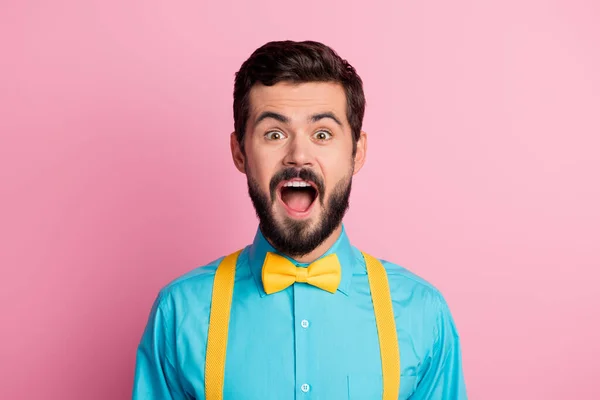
[
  {"x1": 205, "y1": 250, "x2": 400, "y2": 400},
  {"x1": 204, "y1": 250, "x2": 241, "y2": 400},
  {"x1": 363, "y1": 252, "x2": 401, "y2": 400}
]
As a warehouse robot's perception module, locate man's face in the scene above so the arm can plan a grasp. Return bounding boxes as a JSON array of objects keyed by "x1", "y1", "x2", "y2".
[{"x1": 232, "y1": 81, "x2": 366, "y2": 257}]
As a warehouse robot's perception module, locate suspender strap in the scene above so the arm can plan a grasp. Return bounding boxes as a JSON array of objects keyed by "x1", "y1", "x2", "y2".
[
  {"x1": 205, "y1": 250, "x2": 241, "y2": 400},
  {"x1": 205, "y1": 250, "x2": 400, "y2": 400},
  {"x1": 363, "y1": 251, "x2": 401, "y2": 400}
]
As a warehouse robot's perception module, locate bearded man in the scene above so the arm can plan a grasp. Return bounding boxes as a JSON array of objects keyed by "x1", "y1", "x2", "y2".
[{"x1": 133, "y1": 40, "x2": 467, "y2": 400}]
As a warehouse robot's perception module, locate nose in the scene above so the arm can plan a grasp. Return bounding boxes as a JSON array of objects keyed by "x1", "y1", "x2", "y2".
[{"x1": 282, "y1": 135, "x2": 314, "y2": 167}]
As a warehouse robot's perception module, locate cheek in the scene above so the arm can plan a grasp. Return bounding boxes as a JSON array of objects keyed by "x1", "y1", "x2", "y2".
[
  {"x1": 317, "y1": 154, "x2": 351, "y2": 190},
  {"x1": 246, "y1": 152, "x2": 279, "y2": 190}
]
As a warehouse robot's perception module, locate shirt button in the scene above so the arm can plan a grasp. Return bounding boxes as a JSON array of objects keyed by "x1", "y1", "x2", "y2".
[
  {"x1": 301, "y1": 319, "x2": 309, "y2": 328},
  {"x1": 301, "y1": 383, "x2": 310, "y2": 393}
]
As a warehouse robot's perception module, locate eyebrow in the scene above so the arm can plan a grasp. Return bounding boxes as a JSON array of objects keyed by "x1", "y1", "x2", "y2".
[
  {"x1": 255, "y1": 111, "x2": 344, "y2": 128},
  {"x1": 310, "y1": 112, "x2": 343, "y2": 127},
  {"x1": 255, "y1": 111, "x2": 290, "y2": 125}
]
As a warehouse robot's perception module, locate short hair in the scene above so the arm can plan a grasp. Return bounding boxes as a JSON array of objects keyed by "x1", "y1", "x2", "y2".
[{"x1": 233, "y1": 40, "x2": 365, "y2": 155}]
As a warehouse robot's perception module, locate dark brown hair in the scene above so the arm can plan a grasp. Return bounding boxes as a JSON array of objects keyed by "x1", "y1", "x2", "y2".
[{"x1": 233, "y1": 40, "x2": 365, "y2": 155}]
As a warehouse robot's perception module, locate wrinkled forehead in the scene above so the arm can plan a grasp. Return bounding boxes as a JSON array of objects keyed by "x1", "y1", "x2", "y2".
[{"x1": 247, "y1": 81, "x2": 349, "y2": 127}]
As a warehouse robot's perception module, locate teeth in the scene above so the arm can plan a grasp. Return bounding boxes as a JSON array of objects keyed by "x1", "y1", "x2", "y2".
[{"x1": 284, "y1": 181, "x2": 311, "y2": 188}]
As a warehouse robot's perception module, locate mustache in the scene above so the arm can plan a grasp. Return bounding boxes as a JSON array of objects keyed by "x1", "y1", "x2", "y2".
[{"x1": 269, "y1": 168, "x2": 325, "y2": 201}]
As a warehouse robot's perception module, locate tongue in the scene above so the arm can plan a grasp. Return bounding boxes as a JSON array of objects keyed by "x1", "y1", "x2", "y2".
[{"x1": 282, "y1": 189, "x2": 313, "y2": 212}]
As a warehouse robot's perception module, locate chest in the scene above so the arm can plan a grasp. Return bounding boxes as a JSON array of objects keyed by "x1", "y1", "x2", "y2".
[{"x1": 178, "y1": 279, "x2": 420, "y2": 399}]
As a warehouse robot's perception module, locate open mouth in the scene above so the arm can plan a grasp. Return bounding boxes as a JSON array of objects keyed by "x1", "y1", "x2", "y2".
[{"x1": 277, "y1": 179, "x2": 319, "y2": 216}]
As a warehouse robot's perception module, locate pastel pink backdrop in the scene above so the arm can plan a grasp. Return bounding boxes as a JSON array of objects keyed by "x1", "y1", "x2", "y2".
[{"x1": 1, "y1": 1, "x2": 598, "y2": 399}]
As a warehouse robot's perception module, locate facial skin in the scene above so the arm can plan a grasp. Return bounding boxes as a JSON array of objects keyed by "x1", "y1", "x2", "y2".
[{"x1": 231, "y1": 82, "x2": 367, "y2": 262}]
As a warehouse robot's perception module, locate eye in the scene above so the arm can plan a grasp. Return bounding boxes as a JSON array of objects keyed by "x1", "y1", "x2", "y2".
[
  {"x1": 313, "y1": 130, "x2": 332, "y2": 141},
  {"x1": 265, "y1": 131, "x2": 285, "y2": 140}
]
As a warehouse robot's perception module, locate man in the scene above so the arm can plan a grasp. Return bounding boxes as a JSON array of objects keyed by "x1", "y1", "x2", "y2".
[{"x1": 133, "y1": 40, "x2": 467, "y2": 399}]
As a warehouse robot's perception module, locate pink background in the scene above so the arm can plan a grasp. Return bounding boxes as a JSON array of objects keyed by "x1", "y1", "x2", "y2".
[{"x1": 1, "y1": 1, "x2": 599, "y2": 399}]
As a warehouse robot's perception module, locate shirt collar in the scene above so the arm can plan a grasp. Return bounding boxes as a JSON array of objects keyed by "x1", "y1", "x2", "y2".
[{"x1": 247, "y1": 224, "x2": 355, "y2": 297}]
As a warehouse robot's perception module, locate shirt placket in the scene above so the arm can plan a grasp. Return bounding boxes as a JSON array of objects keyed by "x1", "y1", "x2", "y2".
[{"x1": 293, "y1": 281, "x2": 313, "y2": 399}]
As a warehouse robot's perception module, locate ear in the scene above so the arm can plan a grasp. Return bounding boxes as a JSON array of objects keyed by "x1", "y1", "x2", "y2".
[
  {"x1": 352, "y1": 131, "x2": 368, "y2": 175},
  {"x1": 230, "y1": 132, "x2": 246, "y2": 174}
]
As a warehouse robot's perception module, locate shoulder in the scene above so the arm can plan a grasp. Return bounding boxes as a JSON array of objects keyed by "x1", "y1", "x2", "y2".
[
  {"x1": 160, "y1": 256, "x2": 221, "y2": 296},
  {"x1": 381, "y1": 258, "x2": 437, "y2": 289},
  {"x1": 153, "y1": 249, "x2": 244, "y2": 313},
  {"x1": 361, "y1": 251, "x2": 452, "y2": 317},
  {"x1": 373, "y1": 255, "x2": 459, "y2": 341},
  {"x1": 379, "y1": 258, "x2": 459, "y2": 333},
  {"x1": 360, "y1": 250, "x2": 442, "y2": 298}
]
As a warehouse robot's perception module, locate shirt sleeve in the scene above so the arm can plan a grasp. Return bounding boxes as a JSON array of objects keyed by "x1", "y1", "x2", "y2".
[
  {"x1": 132, "y1": 291, "x2": 188, "y2": 400},
  {"x1": 409, "y1": 293, "x2": 468, "y2": 400}
]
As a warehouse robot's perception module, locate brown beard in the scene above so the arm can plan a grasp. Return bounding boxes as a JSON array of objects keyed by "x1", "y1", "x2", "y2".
[{"x1": 246, "y1": 168, "x2": 353, "y2": 257}]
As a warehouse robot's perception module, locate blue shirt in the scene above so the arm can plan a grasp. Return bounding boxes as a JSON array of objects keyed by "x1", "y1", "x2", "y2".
[{"x1": 133, "y1": 225, "x2": 467, "y2": 399}]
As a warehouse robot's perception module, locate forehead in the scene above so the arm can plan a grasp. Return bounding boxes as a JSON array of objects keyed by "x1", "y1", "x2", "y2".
[{"x1": 248, "y1": 81, "x2": 348, "y2": 124}]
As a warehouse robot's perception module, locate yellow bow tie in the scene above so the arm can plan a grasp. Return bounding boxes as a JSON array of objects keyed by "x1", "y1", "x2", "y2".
[{"x1": 261, "y1": 252, "x2": 342, "y2": 295}]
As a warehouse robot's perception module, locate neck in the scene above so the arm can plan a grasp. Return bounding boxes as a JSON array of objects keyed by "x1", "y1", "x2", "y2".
[{"x1": 288, "y1": 224, "x2": 343, "y2": 264}]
